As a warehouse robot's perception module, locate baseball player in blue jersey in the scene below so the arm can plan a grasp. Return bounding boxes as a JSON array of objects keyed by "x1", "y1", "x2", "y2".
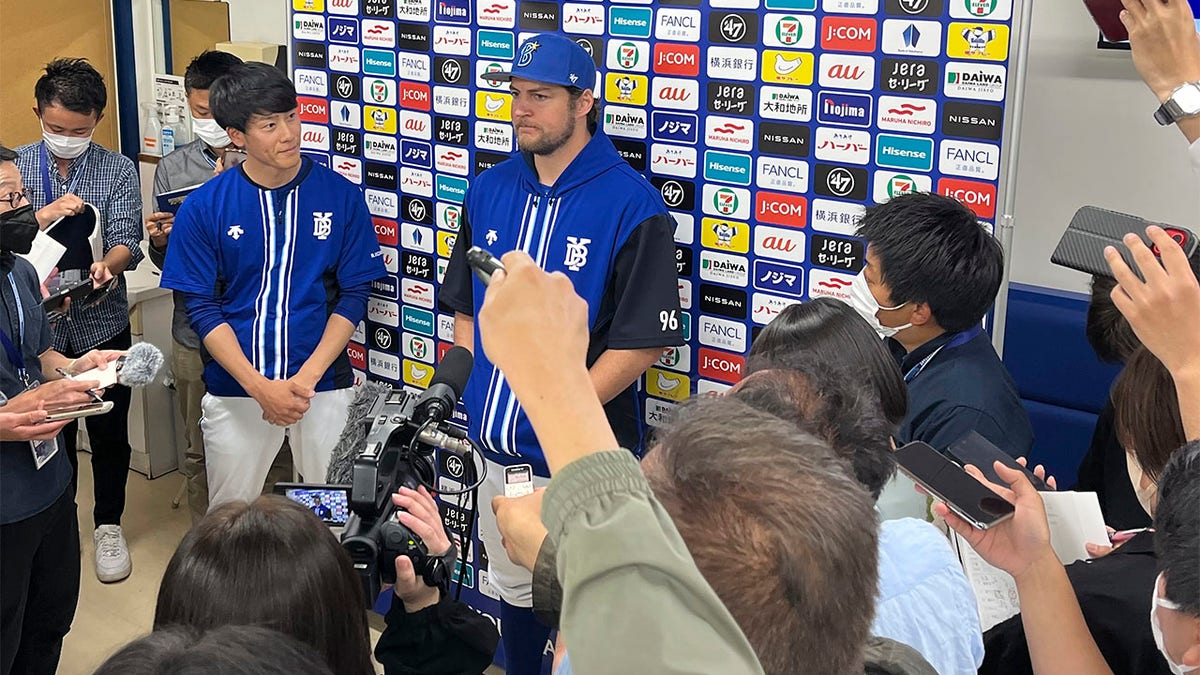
[
  {"x1": 440, "y1": 33, "x2": 684, "y2": 674},
  {"x1": 161, "y1": 63, "x2": 385, "y2": 509}
]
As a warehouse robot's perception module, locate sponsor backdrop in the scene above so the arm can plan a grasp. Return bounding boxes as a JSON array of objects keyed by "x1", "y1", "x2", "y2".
[{"x1": 290, "y1": 0, "x2": 1016, "y2": 664}]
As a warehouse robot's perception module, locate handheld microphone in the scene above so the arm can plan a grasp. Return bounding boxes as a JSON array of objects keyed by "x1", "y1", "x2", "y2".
[
  {"x1": 69, "y1": 342, "x2": 164, "y2": 388},
  {"x1": 413, "y1": 346, "x2": 473, "y2": 426}
]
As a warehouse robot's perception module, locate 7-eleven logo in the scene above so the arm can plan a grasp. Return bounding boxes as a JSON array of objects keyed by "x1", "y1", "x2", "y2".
[
  {"x1": 887, "y1": 174, "x2": 916, "y2": 198},
  {"x1": 409, "y1": 337, "x2": 427, "y2": 360},
  {"x1": 776, "y1": 17, "x2": 801, "y2": 45},
  {"x1": 619, "y1": 42, "x2": 639, "y2": 69},
  {"x1": 714, "y1": 188, "x2": 739, "y2": 216}
]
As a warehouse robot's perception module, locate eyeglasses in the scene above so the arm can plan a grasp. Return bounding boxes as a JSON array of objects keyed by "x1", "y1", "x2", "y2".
[{"x1": 2, "y1": 188, "x2": 30, "y2": 209}]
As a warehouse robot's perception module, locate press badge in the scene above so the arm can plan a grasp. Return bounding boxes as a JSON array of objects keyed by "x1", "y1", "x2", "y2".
[
  {"x1": 31, "y1": 437, "x2": 59, "y2": 470},
  {"x1": 504, "y1": 464, "x2": 534, "y2": 499}
]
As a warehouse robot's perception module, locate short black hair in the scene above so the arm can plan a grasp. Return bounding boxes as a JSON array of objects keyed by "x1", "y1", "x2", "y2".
[
  {"x1": 34, "y1": 58, "x2": 107, "y2": 117},
  {"x1": 1086, "y1": 275, "x2": 1140, "y2": 364},
  {"x1": 748, "y1": 297, "x2": 908, "y2": 426},
  {"x1": 95, "y1": 625, "x2": 334, "y2": 675},
  {"x1": 1155, "y1": 440, "x2": 1200, "y2": 616},
  {"x1": 184, "y1": 50, "x2": 244, "y2": 92},
  {"x1": 0, "y1": 145, "x2": 17, "y2": 163},
  {"x1": 209, "y1": 62, "x2": 297, "y2": 132},
  {"x1": 857, "y1": 192, "x2": 1004, "y2": 332}
]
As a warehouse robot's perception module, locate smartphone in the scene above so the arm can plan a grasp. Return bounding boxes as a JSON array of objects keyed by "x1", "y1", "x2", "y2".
[
  {"x1": 43, "y1": 400, "x2": 114, "y2": 422},
  {"x1": 466, "y1": 246, "x2": 505, "y2": 286},
  {"x1": 274, "y1": 483, "x2": 352, "y2": 527},
  {"x1": 1051, "y1": 206, "x2": 1200, "y2": 280},
  {"x1": 1083, "y1": 0, "x2": 1129, "y2": 42},
  {"x1": 79, "y1": 277, "x2": 118, "y2": 308},
  {"x1": 946, "y1": 430, "x2": 1048, "y2": 491},
  {"x1": 893, "y1": 441, "x2": 1015, "y2": 530},
  {"x1": 41, "y1": 277, "x2": 93, "y2": 313}
]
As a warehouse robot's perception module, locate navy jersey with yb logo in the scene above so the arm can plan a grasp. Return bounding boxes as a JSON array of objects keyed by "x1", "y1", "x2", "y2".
[
  {"x1": 441, "y1": 130, "x2": 684, "y2": 476},
  {"x1": 162, "y1": 158, "x2": 385, "y2": 396}
]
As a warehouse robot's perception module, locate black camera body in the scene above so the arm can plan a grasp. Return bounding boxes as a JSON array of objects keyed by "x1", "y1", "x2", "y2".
[{"x1": 341, "y1": 387, "x2": 467, "y2": 603}]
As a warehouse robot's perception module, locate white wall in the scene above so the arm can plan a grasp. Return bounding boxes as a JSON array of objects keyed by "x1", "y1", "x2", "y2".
[
  {"x1": 225, "y1": 0, "x2": 288, "y2": 46},
  {"x1": 1007, "y1": 0, "x2": 1200, "y2": 293}
]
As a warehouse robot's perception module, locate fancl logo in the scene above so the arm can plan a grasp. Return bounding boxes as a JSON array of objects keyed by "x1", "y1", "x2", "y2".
[
  {"x1": 874, "y1": 133, "x2": 934, "y2": 171},
  {"x1": 436, "y1": 175, "x2": 469, "y2": 203}
]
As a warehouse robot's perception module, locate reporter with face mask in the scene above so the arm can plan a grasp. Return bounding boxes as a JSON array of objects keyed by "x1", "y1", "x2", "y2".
[
  {"x1": 14, "y1": 57, "x2": 144, "y2": 584},
  {"x1": 0, "y1": 144, "x2": 119, "y2": 675},
  {"x1": 850, "y1": 192, "x2": 1033, "y2": 459}
]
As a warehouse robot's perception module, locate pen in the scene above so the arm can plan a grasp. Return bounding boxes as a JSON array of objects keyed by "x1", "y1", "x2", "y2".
[
  {"x1": 55, "y1": 368, "x2": 105, "y2": 403},
  {"x1": 1110, "y1": 527, "x2": 1150, "y2": 544}
]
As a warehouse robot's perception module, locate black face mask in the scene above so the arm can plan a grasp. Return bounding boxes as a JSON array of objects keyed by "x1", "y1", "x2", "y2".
[{"x1": 0, "y1": 204, "x2": 38, "y2": 255}]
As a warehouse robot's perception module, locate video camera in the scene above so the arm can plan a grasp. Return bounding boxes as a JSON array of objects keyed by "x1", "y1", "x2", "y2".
[{"x1": 282, "y1": 346, "x2": 485, "y2": 603}]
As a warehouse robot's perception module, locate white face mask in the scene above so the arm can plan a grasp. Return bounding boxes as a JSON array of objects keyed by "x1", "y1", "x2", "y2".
[
  {"x1": 41, "y1": 122, "x2": 93, "y2": 160},
  {"x1": 1127, "y1": 451, "x2": 1159, "y2": 518},
  {"x1": 192, "y1": 116, "x2": 231, "y2": 149},
  {"x1": 1151, "y1": 572, "x2": 1199, "y2": 674},
  {"x1": 849, "y1": 270, "x2": 911, "y2": 339}
]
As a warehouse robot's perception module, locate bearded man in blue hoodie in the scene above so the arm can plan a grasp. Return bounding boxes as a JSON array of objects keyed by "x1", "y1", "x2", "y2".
[{"x1": 439, "y1": 33, "x2": 684, "y2": 675}]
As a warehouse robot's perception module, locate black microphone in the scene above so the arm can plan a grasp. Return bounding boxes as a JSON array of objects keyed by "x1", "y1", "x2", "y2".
[{"x1": 413, "y1": 345, "x2": 473, "y2": 426}]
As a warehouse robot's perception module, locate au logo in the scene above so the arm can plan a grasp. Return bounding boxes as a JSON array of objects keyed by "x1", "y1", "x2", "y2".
[
  {"x1": 475, "y1": 91, "x2": 512, "y2": 121},
  {"x1": 762, "y1": 51, "x2": 814, "y2": 85},
  {"x1": 700, "y1": 217, "x2": 750, "y2": 254},
  {"x1": 363, "y1": 106, "x2": 397, "y2": 134},
  {"x1": 646, "y1": 368, "x2": 690, "y2": 402},
  {"x1": 948, "y1": 22, "x2": 1009, "y2": 61},
  {"x1": 605, "y1": 73, "x2": 648, "y2": 106}
]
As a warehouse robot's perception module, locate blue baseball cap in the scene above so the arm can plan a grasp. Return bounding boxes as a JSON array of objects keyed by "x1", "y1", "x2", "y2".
[{"x1": 490, "y1": 33, "x2": 596, "y2": 90}]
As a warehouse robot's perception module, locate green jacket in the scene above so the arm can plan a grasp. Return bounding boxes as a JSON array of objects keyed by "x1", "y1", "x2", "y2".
[{"x1": 542, "y1": 450, "x2": 764, "y2": 674}]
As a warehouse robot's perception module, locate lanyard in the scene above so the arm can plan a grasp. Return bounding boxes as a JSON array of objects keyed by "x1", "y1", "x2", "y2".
[
  {"x1": 903, "y1": 325, "x2": 985, "y2": 384},
  {"x1": 201, "y1": 147, "x2": 219, "y2": 169},
  {"x1": 41, "y1": 142, "x2": 88, "y2": 204},
  {"x1": 1, "y1": 274, "x2": 27, "y2": 383}
]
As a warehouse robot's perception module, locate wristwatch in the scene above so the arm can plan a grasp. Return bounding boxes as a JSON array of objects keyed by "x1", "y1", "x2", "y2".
[{"x1": 1154, "y1": 82, "x2": 1200, "y2": 125}]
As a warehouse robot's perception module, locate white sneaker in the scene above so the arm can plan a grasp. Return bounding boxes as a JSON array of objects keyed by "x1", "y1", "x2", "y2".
[{"x1": 94, "y1": 525, "x2": 132, "y2": 583}]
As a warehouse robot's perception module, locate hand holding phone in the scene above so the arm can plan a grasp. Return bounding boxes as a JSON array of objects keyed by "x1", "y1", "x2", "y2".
[
  {"x1": 1083, "y1": 0, "x2": 1129, "y2": 42},
  {"x1": 1052, "y1": 206, "x2": 1200, "y2": 280},
  {"x1": 43, "y1": 400, "x2": 114, "y2": 422},
  {"x1": 893, "y1": 441, "x2": 1015, "y2": 529}
]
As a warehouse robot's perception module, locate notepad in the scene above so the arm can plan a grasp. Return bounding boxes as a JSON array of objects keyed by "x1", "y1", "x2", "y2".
[
  {"x1": 952, "y1": 490, "x2": 1110, "y2": 631},
  {"x1": 155, "y1": 183, "x2": 205, "y2": 214}
]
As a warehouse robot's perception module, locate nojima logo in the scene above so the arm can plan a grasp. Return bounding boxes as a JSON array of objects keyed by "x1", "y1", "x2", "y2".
[{"x1": 817, "y1": 90, "x2": 873, "y2": 127}]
